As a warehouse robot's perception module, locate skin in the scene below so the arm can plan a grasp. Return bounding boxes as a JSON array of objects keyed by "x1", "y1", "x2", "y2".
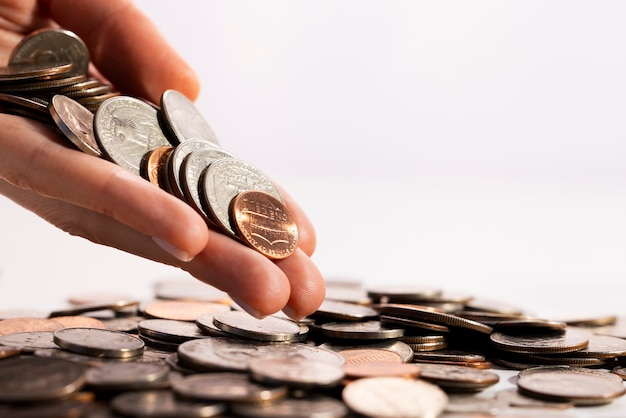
[{"x1": 0, "y1": 0, "x2": 325, "y2": 319}]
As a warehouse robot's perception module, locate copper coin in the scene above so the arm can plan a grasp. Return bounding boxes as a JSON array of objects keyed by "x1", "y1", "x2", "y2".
[
  {"x1": 517, "y1": 366, "x2": 626, "y2": 405},
  {"x1": 343, "y1": 361, "x2": 421, "y2": 379},
  {"x1": 141, "y1": 145, "x2": 174, "y2": 189},
  {"x1": 143, "y1": 300, "x2": 230, "y2": 322},
  {"x1": 0, "y1": 317, "x2": 63, "y2": 335},
  {"x1": 231, "y1": 190, "x2": 299, "y2": 260},
  {"x1": 51, "y1": 316, "x2": 105, "y2": 330},
  {"x1": 338, "y1": 348, "x2": 403, "y2": 365},
  {"x1": 490, "y1": 328, "x2": 591, "y2": 354}
]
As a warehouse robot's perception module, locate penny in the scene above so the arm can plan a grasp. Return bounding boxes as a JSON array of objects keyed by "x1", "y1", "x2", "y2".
[
  {"x1": 48, "y1": 94, "x2": 101, "y2": 156},
  {"x1": 200, "y1": 157, "x2": 283, "y2": 237},
  {"x1": 319, "y1": 320, "x2": 405, "y2": 340},
  {"x1": 414, "y1": 362, "x2": 500, "y2": 391},
  {"x1": 53, "y1": 327, "x2": 144, "y2": 358},
  {"x1": 231, "y1": 395, "x2": 349, "y2": 418},
  {"x1": 160, "y1": 89, "x2": 219, "y2": 145},
  {"x1": 342, "y1": 376, "x2": 448, "y2": 418},
  {"x1": 0, "y1": 346, "x2": 20, "y2": 359},
  {"x1": 94, "y1": 95, "x2": 172, "y2": 176},
  {"x1": 51, "y1": 316, "x2": 106, "y2": 330},
  {"x1": 319, "y1": 339, "x2": 415, "y2": 363},
  {"x1": 144, "y1": 300, "x2": 229, "y2": 322},
  {"x1": 172, "y1": 372, "x2": 287, "y2": 403},
  {"x1": 231, "y1": 190, "x2": 299, "y2": 259},
  {"x1": 0, "y1": 356, "x2": 86, "y2": 403},
  {"x1": 343, "y1": 361, "x2": 421, "y2": 379},
  {"x1": 517, "y1": 366, "x2": 626, "y2": 405},
  {"x1": 248, "y1": 357, "x2": 345, "y2": 389},
  {"x1": 9, "y1": 28, "x2": 89, "y2": 77},
  {"x1": 338, "y1": 348, "x2": 403, "y2": 365},
  {"x1": 0, "y1": 317, "x2": 63, "y2": 334},
  {"x1": 141, "y1": 145, "x2": 174, "y2": 189},
  {"x1": 490, "y1": 328, "x2": 591, "y2": 354},
  {"x1": 110, "y1": 389, "x2": 227, "y2": 418},
  {"x1": 212, "y1": 309, "x2": 301, "y2": 342}
]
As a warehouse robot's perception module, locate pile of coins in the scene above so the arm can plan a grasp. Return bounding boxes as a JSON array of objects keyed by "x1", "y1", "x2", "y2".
[
  {"x1": 0, "y1": 28, "x2": 298, "y2": 260},
  {"x1": 0, "y1": 279, "x2": 626, "y2": 417}
]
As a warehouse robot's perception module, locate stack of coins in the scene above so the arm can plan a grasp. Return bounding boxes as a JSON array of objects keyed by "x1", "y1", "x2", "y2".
[
  {"x1": 0, "y1": 28, "x2": 299, "y2": 260},
  {"x1": 0, "y1": 279, "x2": 625, "y2": 416}
]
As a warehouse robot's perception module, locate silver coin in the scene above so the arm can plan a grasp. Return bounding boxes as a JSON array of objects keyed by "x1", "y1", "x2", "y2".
[
  {"x1": 166, "y1": 138, "x2": 220, "y2": 199},
  {"x1": 313, "y1": 299, "x2": 378, "y2": 321},
  {"x1": 177, "y1": 337, "x2": 345, "y2": 372},
  {"x1": 9, "y1": 28, "x2": 90, "y2": 76},
  {"x1": 414, "y1": 362, "x2": 500, "y2": 391},
  {"x1": 319, "y1": 320, "x2": 405, "y2": 340},
  {"x1": 0, "y1": 331, "x2": 58, "y2": 351},
  {"x1": 367, "y1": 284, "x2": 443, "y2": 302},
  {"x1": 342, "y1": 376, "x2": 448, "y2": 418},
  {"x1": 181, "y1": 147, "x2": 235, "y2": 216},
  {"x1": 172, "y1": 372, "x2": 288, "y2": 403},
  {"x1": 53, "y1": 327, "x2": 144, "y2": 358},
  {"x1": 110, "y1": 389, "x2": 226, "y2": 418},
  {"x1": 195, "y1": 313, "x2": 235, "y2": 338},
  {"x1": 248, "y1": 357, "x2": 345, "y2": 389},
  {"x1": 49, "y1": 94, "x2": 101, "y2": 156},
  {"x1": 49, "y1": 299, "x2": 140, "y2": 317},
  {"x1": 212, "y1": 310, "x2": 301, "y2": 342},
  {"x1": 319, "y1": 339, "x2": 415, "y2": 363},
  {"x1": 231, "y1": 395, "x2": 349, "y2": 418},
  {"x1": 160, "y1": 89, "x2": 219, "y2": 145},
  {"x1": 138, "y1": 319, "x2": 208, "y2": 343},
  {"x1": 94, "y1": 96, "x2": 171, "y2": 176},
  {"x1": 0, "y1": 356, "x2": 86, "y2": 403},
  {"x1": 86, "y1": 361, "x2": 170, "y2": 391},
  {"x1": 200, "y1": 157, "x2": 283, "y2": 236},
  {"x1": 517, "y1": 366, "x2": 626, "y2": 405}
]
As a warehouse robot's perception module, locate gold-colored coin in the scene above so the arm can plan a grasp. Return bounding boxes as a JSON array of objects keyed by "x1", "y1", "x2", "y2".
[
  {"x1": 141, "y1": 146, "x2": 174, "y2": 189},
  {"x1": 231, "y1": 190, "x2": 299, "y2": 260}
]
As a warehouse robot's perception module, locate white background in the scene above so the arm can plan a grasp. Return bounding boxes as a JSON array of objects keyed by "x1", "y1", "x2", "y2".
[{"x1": 1, "y1": 1, "x2": 626, "y2": 321}]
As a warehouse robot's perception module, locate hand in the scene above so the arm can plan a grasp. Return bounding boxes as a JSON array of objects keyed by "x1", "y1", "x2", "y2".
[{"x1": 0, "y1": 0, "x2": 325, "y2": 319}]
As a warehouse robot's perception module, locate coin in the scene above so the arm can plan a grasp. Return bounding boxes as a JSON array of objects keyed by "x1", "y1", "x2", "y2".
[
  {"x1": 379, "y1": 304, "x2": 493, "y2": 335},
  {"x1": 200, "y1": 157, "x2": 283, "y2": 237},
  {"x1": 248, "y1": 357, "x2": 345, "y2": 389},
  {"x1": 141, "y1": 145, "x2": 174, "y2": 189},
  {"x1": 86, "y1": 361, "x2": 170, "y2": 391},
  {"x1": 338, "y1": 348, "x2": 403, "y2": 365},
  {"x1": 49, "y1": 299, "x2": 139, "y2": 317},
  {"x1": 212, "y1": 309, "x2": 301, "y2": 342},
  {"x1": 160, "y1": 89, "x2": 219, "y2": 145},
  {"x1": 367, "y1": 285, "x2": 443, "y2": 303},
  {"x1": 9, "y1": 28, "x2": 89, "y2": 77},
  {"x1": 0, "y1": 331, "x2": 58, "y2": 350},
  {"x1": 319, "y1": 320, "x2": 405, "y2": 340},
  {"x1": 0, "y1": 317, "x2": 63, "y2": 334},
  {"x1": 517, "y1": 366, "x2": 626, "y2": 405},
  {"x1": 138, "y1": 319, "x2": 208, "y2": 343},
  {"x1": 343, "y1": 361, "x2": 421, "y2": 379},
  {"x1": 319, "y1": 339, "x2": 415, "y2": 363},
  {"x1": 94, "y1": 95, "x2": 172, "y2": 176},
  {"x1": 342, "y1": 376, "x2": 448, "y2": 418},
  {"x1": 171, "y1": 372, "x2": 287, "y2": 403},
  {"x1": 231, "y1": 395, "x2": 349, "y2": 418},
  {"x1": 490, "y1": 328, "x2": 591, "y2": 354},
  {"x1": 166, "y1": 138, "x2": 219, "y2": 200},
  {"x1": 110, "y1": 389, "x2": 227, "y2": 418},
  {"x1": 48, "y1": 94, "x2": 101, "y2": 156},
  {"x1": 177, "y1": 338, "x2": 344, "y2": 372},
  {"x1": 0, "y1": 356, "x2": 86, "y2": 403},
  {"x1": 0, "y1": 346, "x2": 20, "y2": 359},
  {"x1": 313, "y1": 300, "x2": 379, "y2": 321},
  {"x1": 230, "y1": 190, "x2": 299, "y2": 259},
  {"x1": 414, "y1": 362, "x2": 500, "y2": 391},
  {"x1": 180, "y1": 147, "x2": 235, "y2": 216},
  {"x1": 143, "y1": 300, "x2": 229, "y2": 322},
  {"x1": 0, "y1": 62, "x2": 75, "y2": 82},
  {"x1": 53, "y1": 327, "x2": 144, "y2": 358},
  {"x1": 194, "y1": 313, "x2": 232, "y2": 338}
]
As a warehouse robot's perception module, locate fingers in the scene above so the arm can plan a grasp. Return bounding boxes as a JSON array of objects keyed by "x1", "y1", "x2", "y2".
[
  {"x1": 1, "y1": 178, "x2": 324, "y2": 319},
  {"x1": 276, "y1": 184, "x2": 317, "y2": 256},
  {"x1": 0, "y1": 115, "x2": 209, "y2": 261},
  {"x1": 44, "y1": 0, "x2": 200, "y2": 103}
]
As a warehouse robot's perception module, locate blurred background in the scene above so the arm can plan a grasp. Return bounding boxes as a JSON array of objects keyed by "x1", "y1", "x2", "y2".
[{"x1": 1, "y1": 1, "x2": 625, "y2": 318}]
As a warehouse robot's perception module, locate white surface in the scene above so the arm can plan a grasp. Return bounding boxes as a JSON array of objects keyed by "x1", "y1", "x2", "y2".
[{"x1": 1, "y1": 2, "x2": 626, "y2": 414}]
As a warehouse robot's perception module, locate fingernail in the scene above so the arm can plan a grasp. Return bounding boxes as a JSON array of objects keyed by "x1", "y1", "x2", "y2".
[
  {"x1": 231, "y1": 296, "x2": 265, "y2": 319},
  {"x1": 152, "y1": 237, "x2": 193, "y2": 262},
  {"x1": 282, "y1": 305, "x2": 302, "y2": 321}
]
